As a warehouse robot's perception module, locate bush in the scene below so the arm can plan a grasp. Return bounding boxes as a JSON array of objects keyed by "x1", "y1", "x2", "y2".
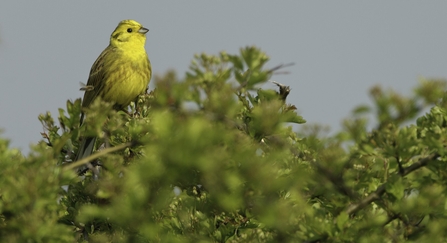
[{"x1": 1, "y1": 46, "x2": 447, "y2": 242}]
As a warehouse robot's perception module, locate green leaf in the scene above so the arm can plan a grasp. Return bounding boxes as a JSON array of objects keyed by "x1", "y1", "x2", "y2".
[{"x1": 336, "y1": 212, "x2": 349, "y2": 230}]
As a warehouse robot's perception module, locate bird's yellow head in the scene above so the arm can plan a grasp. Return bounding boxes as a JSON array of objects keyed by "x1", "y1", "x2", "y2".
[{"x1": 110, "y1": 19, "x2": 148, "y2": 47}]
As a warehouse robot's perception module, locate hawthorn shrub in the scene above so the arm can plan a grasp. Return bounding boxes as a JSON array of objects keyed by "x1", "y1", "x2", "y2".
[{"x1": 1, "y1": 47, "x2": 447, "y2": 242}]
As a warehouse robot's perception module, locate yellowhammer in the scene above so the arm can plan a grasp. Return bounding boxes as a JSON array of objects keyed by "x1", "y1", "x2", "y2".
[{"x1": 75, "y1": 19, "x2": 152, "y2": 162}]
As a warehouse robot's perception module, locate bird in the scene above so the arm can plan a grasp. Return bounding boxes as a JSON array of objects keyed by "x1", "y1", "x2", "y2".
[{"x1": 75, "y1": 19, "x2": 152, "y2": 166}]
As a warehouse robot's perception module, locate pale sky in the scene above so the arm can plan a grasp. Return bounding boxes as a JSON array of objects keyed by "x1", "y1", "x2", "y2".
[{"x1": 1, "y1": 1, "x2": 446, "y2": 153}]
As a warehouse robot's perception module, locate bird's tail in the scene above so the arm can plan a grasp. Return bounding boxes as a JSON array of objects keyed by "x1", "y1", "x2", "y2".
[{"x1": 74, "y1": 136, "x2": 97, "y2": 174}]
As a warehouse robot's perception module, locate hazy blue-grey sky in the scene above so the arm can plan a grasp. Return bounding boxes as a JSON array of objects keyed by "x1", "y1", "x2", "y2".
[{"x1": 1, "y1": 1, "x2": 446, "y2": 153}]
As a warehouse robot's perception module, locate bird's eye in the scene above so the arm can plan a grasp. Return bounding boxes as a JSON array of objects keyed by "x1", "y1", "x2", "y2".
[{"x1": 127, "y1": 28, "x2": 133, "y2": 33}]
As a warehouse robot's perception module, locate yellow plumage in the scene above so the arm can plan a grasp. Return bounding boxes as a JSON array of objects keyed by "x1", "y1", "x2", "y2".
[{"x1": 75, "y1": 19, "x2": 151, "y2": 163}]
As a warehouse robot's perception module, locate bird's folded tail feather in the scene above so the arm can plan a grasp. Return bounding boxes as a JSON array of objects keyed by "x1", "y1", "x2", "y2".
[{"x1": 74, "y1": 136, "x2": 97, "y2": 174}]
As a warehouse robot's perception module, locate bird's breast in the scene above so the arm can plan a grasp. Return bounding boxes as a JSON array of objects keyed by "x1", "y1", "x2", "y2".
[{"x1": 102, "y1": 52, "x2": 151, "y2": 107}]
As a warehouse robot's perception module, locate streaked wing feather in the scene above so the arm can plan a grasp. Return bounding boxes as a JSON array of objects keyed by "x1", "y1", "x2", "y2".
[{"x1": 81, "y1": 46, "x2": 112, "y2": 108}]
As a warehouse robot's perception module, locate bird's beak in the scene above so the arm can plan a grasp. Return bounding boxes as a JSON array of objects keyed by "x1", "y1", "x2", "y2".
[{"x1": 138, "y1": 27, "x2": 149, "y2": 34}]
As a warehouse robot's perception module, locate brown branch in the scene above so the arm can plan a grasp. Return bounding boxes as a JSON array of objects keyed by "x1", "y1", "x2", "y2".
[
  {"x1": 402, "y1": 153, "x2": 439, "y2": 176},
  {"x1": 344, "y1": 153, "x2": 440, "y2": 216}
]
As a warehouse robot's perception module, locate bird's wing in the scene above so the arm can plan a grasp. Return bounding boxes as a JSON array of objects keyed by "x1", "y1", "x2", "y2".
[{"x1": 81, "y1": 46, "x2": 114, "y2": 109}]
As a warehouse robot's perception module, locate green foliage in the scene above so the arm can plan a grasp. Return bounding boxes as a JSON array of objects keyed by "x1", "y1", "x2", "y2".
[
  {"x1": 0, "y1": 137, "x2": 74, "y2": 242},
  {"x1": 1, "y1": 46, "x2": 447, "y2": 242}
]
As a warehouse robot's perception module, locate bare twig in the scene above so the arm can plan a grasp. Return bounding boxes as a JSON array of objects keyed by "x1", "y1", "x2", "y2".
[
  {"x1": 268, "y1": 62, "x2": 295, "y2": 74},
  {"x1": 63, "y1": 142, "x2": 132, "y2": 171}
]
